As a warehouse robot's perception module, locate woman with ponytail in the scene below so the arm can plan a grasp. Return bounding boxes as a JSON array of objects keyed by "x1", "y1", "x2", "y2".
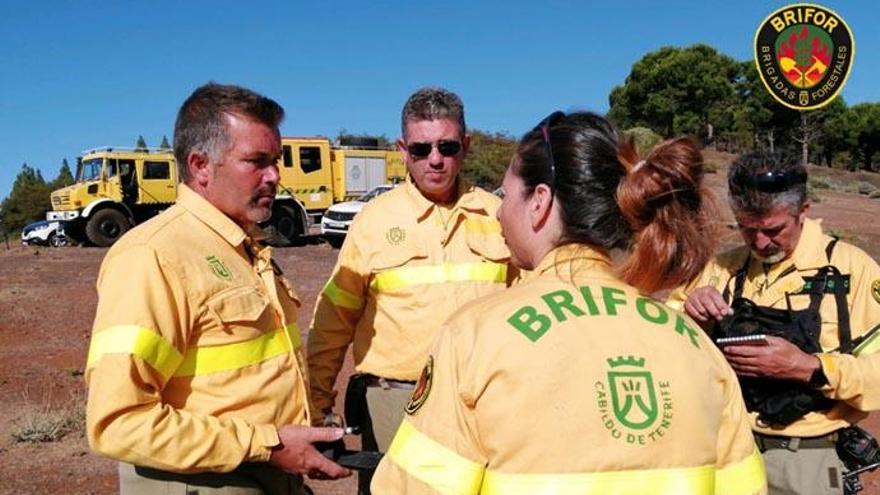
[{"x1": 372, "y1": 111, "x2": 767, "y2": 495}]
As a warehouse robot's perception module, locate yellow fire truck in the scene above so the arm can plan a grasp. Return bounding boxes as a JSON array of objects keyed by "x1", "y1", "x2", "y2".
[{"x1": 48, "y1": 137, "x2": 405, "y2": 246}]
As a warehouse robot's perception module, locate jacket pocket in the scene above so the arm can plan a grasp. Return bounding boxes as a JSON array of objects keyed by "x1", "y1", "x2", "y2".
[
  {"x1": 208, "y1": 285, "x2": 272, "y2": 324},
  {"x1": 369, "y1": 230, "x2": 429, "y2": 271}
]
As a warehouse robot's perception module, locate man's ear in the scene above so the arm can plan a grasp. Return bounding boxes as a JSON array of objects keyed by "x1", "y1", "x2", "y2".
[
  {"x1": 188, "y1": 151, "x2": 211, "y2": 186},
  {"x1": 529, "y1": 183, "x2": 554, "y2": 231},
  {"x1": 799, "y1": 203, "x2": 811, "y2": 225},
  {"x1": 461, "y1": 133, "x2": 471, "y2": 158}
]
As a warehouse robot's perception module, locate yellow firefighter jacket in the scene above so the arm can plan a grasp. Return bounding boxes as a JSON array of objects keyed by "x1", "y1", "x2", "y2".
[
  {"x1": 373, "y1": 245, "x2": 767, "y2": 495},
  {"x1": 307, "y1": 177, "x2": 512, "y2": 417},
  {"x1": 85, "y1": 185, "x2": 309, "y2": 473},
  {"x1": 668, "y1": 217, "x2": 880, "y2": 438}
]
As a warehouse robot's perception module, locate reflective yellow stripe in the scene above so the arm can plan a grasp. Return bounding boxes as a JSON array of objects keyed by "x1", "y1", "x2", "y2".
[
  {"x1": 173, "y1": 325, "x2": 297, "y2": 377},
  {"x1": 371, "y1": 262, "x2": 507, "y2": 292},
  {"x1": 87, "y1": 325, "x2": 183, "y2": 380},
  {"x1": 715, "y1": 449, "x2": 766, "y2": 495},
  {"x1": 480, "y1": 465, "x2": 715, "y2": 495},
  {"x1": 386, "y1": 418, "x2": 484, "y2": 495},
  {"x1": 322, "y1": 279, "x2": 364, "y2": 310},
  {"x1": 285, "y1": 323, "x2": 302, "y2": 350},
  {"x1": 854, "y1": 327, "x2": 880, "y2": 356},
  {"x1": 465, "y1": 217, "x2": 501, "y2": 235}
]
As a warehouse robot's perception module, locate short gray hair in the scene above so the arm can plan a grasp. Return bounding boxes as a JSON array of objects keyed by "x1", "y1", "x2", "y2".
[
  {"x1": 173, "y1": 82, "x2": 284, "y2": 183},
  {"x1": 727, "y1": 151, "x2": 807, "y2": 216},
  {"x1": 400, "y1": 87, "x2": 466, "y2": 139}
]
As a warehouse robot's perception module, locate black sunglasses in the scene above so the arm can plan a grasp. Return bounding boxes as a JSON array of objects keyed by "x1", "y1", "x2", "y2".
[
  {"x1": 733, "y1": 169, "x2": 807, "y2": 193},
  {"x1": 533, "y1": 111, "x2": 565, "y2": 193},
  {"x1": 406, "y1": 140, "x2": 462, "y2": 159}
]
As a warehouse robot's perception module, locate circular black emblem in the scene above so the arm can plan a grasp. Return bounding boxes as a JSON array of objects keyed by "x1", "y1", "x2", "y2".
[{"x1": 754, "y1": 3, "x2": 855, "y2": 110}]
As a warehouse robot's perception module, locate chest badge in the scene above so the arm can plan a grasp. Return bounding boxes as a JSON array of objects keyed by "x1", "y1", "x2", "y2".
[
  {"x1": 386, "y1": 226, "x2": 406, "y2": 245},
  {"x1": 872, "y1": 279, "x2": 880, "y2": 304},
  {"x1": 206, "y1": 255, "x2": 233, "y2": 281}
]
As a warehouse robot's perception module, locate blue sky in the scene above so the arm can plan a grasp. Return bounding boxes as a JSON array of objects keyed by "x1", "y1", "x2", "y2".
[{"x1": 1, "y1": 0, "x2": 877, "y2": 200}]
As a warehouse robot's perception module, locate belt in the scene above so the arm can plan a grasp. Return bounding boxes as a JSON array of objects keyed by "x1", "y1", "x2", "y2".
[
  {"x1": 362, "y1": 374, "x2": 416, "y2": 390},
  {"x1": 754, "y1": 431, "x2": 838, "y2": 452}
]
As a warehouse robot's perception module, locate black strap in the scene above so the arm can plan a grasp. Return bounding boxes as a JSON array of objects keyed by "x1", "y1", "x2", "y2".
[
  {"x1": 825, "y1": 237, "x2": 839, "y2": 261},
  {"x1": 724, "y1": 237, "x2": 852, "y2": 352},
  {"x1": 823, "y1": 239, "x2": 853, "y2": 352},
  {"x1": 724, "y1": 254, "x2": 751, "y2": 303}
]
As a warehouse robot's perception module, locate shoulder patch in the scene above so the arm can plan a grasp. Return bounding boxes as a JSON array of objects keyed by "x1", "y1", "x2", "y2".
[
  {"x1": 404, "y1": 356, "x2": 433, "y2": 415},
  {"x1": 872, "y1": 280, "x2": 880, "y2": 304}
]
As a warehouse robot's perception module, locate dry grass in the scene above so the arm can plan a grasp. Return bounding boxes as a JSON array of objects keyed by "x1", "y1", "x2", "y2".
[
  {"x1": 809, "y1": 175, "x2": 880, "y2": 201},
  {"x1": 10, "y1": 388, "x2": 85, "y2": 443}
]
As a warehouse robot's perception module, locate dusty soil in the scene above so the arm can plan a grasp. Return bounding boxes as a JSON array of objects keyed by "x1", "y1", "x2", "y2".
[{"x1": 1, "y1": 158, "x2": 878, "y2": 494}]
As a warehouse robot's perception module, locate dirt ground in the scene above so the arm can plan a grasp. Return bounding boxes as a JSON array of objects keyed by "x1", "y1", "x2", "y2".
[{"x1": 1, "y1": 160, "x2": 879, "y2": 494}]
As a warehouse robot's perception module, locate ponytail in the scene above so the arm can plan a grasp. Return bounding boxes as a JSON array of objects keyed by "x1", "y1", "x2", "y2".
[{"x1": 616, "y1": 137, "x2": 717, "y2": 294}]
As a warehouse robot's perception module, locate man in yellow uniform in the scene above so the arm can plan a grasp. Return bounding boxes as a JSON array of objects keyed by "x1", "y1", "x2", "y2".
[
  {"x1": 670, "y1": 152, "x2": 880, "y2": 495},
  {"x1": 85, "y1": 83, "x2": 349, "y2": 494},
  {"x1": 307, "y1": 87, "x2": 512, "y2": 493}
]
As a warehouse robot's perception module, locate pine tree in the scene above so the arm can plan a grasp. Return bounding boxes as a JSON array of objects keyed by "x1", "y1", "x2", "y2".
[
  {"x1": 135, "y1": 135, "x2": 148, "y2": 152},
  {"x1": 52, "y1": 158, "x2": 75, "y2": 188},
  {"x1": 0, "y1": 163, "x2": 53, "y2": 232}
]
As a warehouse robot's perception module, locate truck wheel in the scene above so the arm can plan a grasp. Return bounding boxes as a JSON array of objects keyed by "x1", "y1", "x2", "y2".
[
  {"x1": 85, "y1": 209, "x2": 130, "y2": 247},
  {"x1": 267, "y1": 205, "x2": 302, "y2": 247},
  {"x1": 327, "y1": 235, "x2": 345, "y2": 249}
]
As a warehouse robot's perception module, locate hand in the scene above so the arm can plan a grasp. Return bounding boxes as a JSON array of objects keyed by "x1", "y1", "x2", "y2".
[
  {"x1": 684, "y1": 287, "x2": 733, "y2": 323},
  {"x1": 268, "y1": 425, "x2": 351, "y2": 479},
  {"x1": 723, "y1": 336, "x2": 821, "y2": 382}
]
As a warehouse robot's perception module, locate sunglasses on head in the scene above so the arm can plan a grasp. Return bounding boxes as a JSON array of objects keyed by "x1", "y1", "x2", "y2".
[
  {"x1": 406, "y1": 140, "x2": 462, "y2": 159},
  {"x1": 734, "y1": 169, "x2": 807, "y2": 193},
  {"x1": 533, "y1": 111, "x2": 565, "y2": 193}
]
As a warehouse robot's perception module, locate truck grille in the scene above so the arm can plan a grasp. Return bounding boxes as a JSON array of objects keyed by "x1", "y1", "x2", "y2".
[
  {"x1": 51, "y1": 192, "x2": 71, "y2": 207},
  {"x1": 325, "y1": 210, "x2": 356, "y2": 222}
]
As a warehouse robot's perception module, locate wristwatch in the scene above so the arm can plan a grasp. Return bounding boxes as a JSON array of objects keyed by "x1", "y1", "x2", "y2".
[{"x1": 808, "y1": 362, "x2": 829, "y2": 388}]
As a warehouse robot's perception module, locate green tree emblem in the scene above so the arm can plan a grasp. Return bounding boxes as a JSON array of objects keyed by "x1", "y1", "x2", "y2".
[
  {"x1": 206, "y1": 255, "x2": 232, "y2": 281},
  {"x1": 607, "y1": 356, "x2": 658, "y2": 430}
]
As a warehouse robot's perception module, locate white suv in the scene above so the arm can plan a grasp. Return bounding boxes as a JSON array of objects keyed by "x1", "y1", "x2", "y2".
[
  {"x1": 321, "y1": 184, "x2": 396, "y2": 246},
  {"x1": 21, "y1": 220, "x2": 70, "y2": 247}
]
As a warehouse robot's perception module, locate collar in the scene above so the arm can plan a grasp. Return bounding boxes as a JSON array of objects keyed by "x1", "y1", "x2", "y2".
[
  {"x1": 789, "y1": 217, "x2": 830, "y2": 269},
  {"x1": 403, "y1": 174, "x2": 490, "y2": 222},
  {"x1": 533, "y1": 243, "x2": 615, "y2": 280},
  {"x1": 177, "y1": 184, "x2": 248, "y2": 248}
]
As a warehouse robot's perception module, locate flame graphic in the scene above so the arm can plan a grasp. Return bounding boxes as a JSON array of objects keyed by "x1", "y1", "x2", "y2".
[{"x1": 777, "y1": 26, "x2": 832, "y2": 88}]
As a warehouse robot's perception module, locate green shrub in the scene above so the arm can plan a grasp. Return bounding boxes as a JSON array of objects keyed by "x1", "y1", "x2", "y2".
[
  {"x1": 809, "y1": 176, "x2": 832, "y2": 190},
  {"x1": 624, "y1": 127, "x2": 663, "y2": 155},
  {"x1": 859, "y1": 183, "x2": 876, "y2": 195},
  {"x1": 10, "y1": 390, "x2": 84, "y2": 443},
  {"x1": 831, "y1": 152, "x2": 852, "y2": 171}
]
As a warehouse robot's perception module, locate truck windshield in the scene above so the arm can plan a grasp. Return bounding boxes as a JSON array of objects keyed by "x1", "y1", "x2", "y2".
[{"x1": 77, "y1": 158, "x2": 103, "y2": 182}]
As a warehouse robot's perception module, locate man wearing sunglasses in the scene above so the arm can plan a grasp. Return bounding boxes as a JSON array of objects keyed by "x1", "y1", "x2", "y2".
[
  {"x1": 669, "y1": 152, "x2": 880, "y2": 495},
  {"x1": 307, "y1": 87, "x2": 513, "y2": 494}
]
